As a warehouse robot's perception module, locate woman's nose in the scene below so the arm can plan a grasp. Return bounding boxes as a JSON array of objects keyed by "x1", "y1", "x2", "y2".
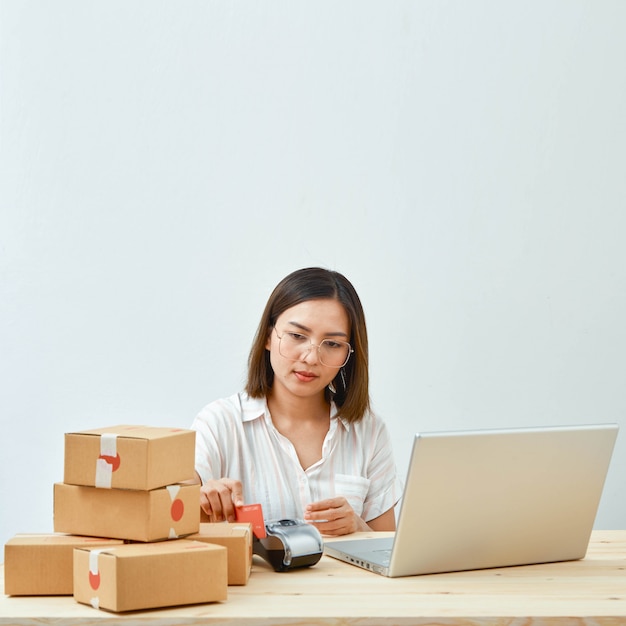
[{"x1": 301, "y1": 343, "x2": 320, "y2": 364}]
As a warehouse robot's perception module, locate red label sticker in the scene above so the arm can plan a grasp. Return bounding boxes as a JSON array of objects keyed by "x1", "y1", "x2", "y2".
[
  {"x1": 235, "y1": 503, "x2": 266, "y2": 539},
  {"x1": 171, "y1": 498, "x2": 184, "y2": 522},
  {"x1": 89, "y1": 571, "x2": 101, "y2": 590},
  {"x1": 98, "y1": 453, "x2": 121, "y2": 472}
]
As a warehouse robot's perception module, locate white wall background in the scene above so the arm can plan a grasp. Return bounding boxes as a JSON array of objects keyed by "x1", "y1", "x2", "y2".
[{"x1": 1, "y1": 1, "x2": 625, "y2": 549}]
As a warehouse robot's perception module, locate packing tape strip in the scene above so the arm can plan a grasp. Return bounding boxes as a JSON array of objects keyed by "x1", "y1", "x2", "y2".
[
  {"x1": 166, "y1": 484, "x2": 181, "y2": 500},
  {"x1": 100, "y1": 433, "x2": 118, "y2": 457},
  {"x1": 95, "y1": 433, "x2": 118, "y2": 488},
  {"x1": 89, "y1": 549, "x2": 102, "y2": 609},
  {"x1": 95, "y1": 458, "x2": 112, "y2": 488},
  {"x1": 89, "y1": 549, "x2": 102, "y2": 576},
  {"x1": 167, "y1": 485, "x2": 181, "y2": 538}
]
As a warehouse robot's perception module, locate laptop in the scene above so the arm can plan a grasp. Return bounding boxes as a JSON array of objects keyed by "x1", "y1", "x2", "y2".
[{"x1": 324, "y1": 423, "x2": 618, "y2": 577}]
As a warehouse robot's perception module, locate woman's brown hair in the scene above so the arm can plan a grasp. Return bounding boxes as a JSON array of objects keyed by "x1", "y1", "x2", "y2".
[{"x1": 245, "y1": 267, "x2": 370, "y2": 423}]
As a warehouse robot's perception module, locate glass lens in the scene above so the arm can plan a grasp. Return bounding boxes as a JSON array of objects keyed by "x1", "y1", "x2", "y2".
[
  {"x1": 277, "y1": 331, "x2": 352, "y2": 367},
  {"x1": 318, "y1": 339, "x2": 350, "y2": 367}
]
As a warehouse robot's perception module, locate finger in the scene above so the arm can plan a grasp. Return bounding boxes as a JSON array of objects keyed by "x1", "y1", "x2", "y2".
[
  {"x1": 304, "y1": 507, "x2": 333, "y2": 522},
  {"x1": 225, "y1": 479, "x2": 245, "y2": 507},
  {"x1": 209, "y1": 482, "x2": 234, "y2": 520},
  {"x1": 206, "y1": 489, "x2": 227, "y2": 521},
  {"x1": 306, "y1": 497, "x2": 343, "y2": 512},
  {"x1": 219, "y1": 485, "x2": 242, "y2": 522},
  {"x1": 199, "y1": 490, "x2": 212, "y2": 517},
  {"x1": 307, "y1": 518, "x2": 347, "y2": 537},
  {"x1": 306, "y1": 497, "x2": 350, "y2": 518},
  {"x1": 200, "y1": 489, "x2": 224, "y2": 523},
  {"x1": 220, "y1": 496, "x2": 237, "y2": 522}
]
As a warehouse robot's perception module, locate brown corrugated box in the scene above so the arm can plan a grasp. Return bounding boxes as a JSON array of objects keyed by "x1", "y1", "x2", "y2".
[
  {"x1": 73, "y1": 540, "x2": 227, "y2": 612},
  {"x1": 3, "y1": 534, "x2": 124, "y2": 596},
  {"x1": 187, "y1": 523, "x2": 253, "y2": 585},
  {"x1": 64, "y1": 425, "x2": 195, "y2": 490},
  {"x1": 53, "y1": 482, "x2": 200, "y2": 542}
]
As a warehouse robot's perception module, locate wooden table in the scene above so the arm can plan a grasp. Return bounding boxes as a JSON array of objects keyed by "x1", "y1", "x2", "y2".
[{"x1": 2, "y1": 530, "x2": 626, "y2": 625}]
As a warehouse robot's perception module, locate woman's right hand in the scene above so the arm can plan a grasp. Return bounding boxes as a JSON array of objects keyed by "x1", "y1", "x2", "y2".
[{"x1": 199, "y1": 478, "x2": 244, "y2": 522}]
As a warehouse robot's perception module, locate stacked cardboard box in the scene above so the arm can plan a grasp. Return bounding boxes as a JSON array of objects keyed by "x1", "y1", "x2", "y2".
[
  {"x1": 3, "y1": 534, "x2": 124, "y2": 596},
  {"x1": 55, "y1": 425, "x2": 199, "y2": 542},
  {"x1": 73, "y1": 539, "x2": 227, "y2": 612},
  {"x1": 3, "y1": 424, "x2": 252, "y2": 612},
  {"x1": 188, "y1": 523, "x2": 253, "y2": 585}
]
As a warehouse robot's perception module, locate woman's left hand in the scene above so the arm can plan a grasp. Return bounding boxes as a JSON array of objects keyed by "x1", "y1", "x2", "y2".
[{"x1": 303, "y1": 497, "x2": 369, "y2": 536}]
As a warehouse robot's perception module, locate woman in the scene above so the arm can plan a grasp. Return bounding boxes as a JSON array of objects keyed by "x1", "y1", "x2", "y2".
[{"x1": 191, "y1": 267, "x2": 402, "y2": 536}]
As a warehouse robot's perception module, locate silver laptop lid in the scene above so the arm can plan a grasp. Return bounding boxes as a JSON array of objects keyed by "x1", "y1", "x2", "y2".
[{"x1": 388, "y1": 423, "x2": 618, "y2": 577}]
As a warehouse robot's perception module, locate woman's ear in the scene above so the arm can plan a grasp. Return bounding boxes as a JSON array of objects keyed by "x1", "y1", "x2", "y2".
[{"x1": 265, "y1": 327, "x2": 273, "y2": 351}]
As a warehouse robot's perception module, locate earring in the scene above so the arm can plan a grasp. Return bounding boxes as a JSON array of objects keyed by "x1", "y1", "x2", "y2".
[
  {"x1": 328, "y1": 381, "x2": 337, "y2": 394},
  {"x1": 340, "y1": 368, "x2": 347, "y2": 390}
]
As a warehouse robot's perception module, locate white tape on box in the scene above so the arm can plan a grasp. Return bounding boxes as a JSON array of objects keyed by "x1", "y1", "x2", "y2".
[
  {"x1": 89, "y1": 549, "x2": 102, "y2": 575},
  {"x1": 95, "y1": 433, "x2": 118, "y2": 488},
  {"x1": 100, "y1": 433, "x2": 118, "y2": 457},
  {"x1": 166, "y1": 484, "x2": 181, "y2": 500},
  {"x1": 89, "y1": 549, "x2": 102, "y2": 610},
  {"x1": 167, "y1": 484, "x2": 181, "y2": 538}
]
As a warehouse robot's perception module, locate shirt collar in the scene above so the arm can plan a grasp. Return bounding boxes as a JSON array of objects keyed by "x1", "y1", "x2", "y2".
[
  {"x1": 240, "y1": 392, "x2": 351, "y2": 430},
  {"x1": 240, "y1": 393, "x2": 267, "y2": 422}
]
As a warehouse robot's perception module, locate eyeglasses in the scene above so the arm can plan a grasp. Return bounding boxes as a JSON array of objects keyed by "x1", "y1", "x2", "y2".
[{"x1": 273, "y1": 327, "x2": 353, "y2": 368}]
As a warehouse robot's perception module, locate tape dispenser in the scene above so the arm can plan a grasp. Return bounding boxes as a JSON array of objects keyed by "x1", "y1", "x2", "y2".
[{"x1": 253, "y1": 519, "x2": 324, "y2": 572}]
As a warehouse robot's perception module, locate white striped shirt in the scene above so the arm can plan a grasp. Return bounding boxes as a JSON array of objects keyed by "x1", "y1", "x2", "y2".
[{"x1": 191, "y1": 392, "x2": 403, "y2": 522}]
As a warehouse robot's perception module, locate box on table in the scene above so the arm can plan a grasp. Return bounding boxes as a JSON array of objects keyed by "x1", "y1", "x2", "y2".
[
  {"x1": 53, "y1": 482, "x2": 200, "y2": 542},
  {"x1": 64, "y1": 425, "x2": 195, "y2": 490},
  {"x1": 73, "y1": 539, "x2": 227, "y2": 612},
  {"x1": 188, "y1": 522, "x2": 253, "y2": 585},
  {"x1": 3, "y1": 534, "x2": 124, "y2": 596}
]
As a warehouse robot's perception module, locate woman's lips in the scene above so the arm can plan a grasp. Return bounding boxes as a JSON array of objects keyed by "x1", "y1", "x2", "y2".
[{"x1": 294, "y1": 370, "x2": 317, "y2": 383}]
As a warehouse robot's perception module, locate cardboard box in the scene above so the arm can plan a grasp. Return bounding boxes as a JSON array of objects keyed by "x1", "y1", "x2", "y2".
[
  {"x1": 54, "y1": 482, "x2": 200, "y2": 542},
  {"x1": 188, "y1": 523, "x2": 253, "y2": 585},
  {"x1": 3, "y1": 534, "x2": 124, "y2": 596},
  {"x1": 73, "y1": 540, "x2": 227, "y2": 612},
  {"x1": 64, "y1": 425, "x2": 195, "y2": 490}
]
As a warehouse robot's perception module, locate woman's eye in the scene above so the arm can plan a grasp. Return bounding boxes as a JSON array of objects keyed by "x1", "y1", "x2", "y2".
[
  {"x1": 288, "y1": 333, "x2": 307, "y2": 342},
  {"x1": 323, "y1": 341, "x2": 342, "y2": 350}
]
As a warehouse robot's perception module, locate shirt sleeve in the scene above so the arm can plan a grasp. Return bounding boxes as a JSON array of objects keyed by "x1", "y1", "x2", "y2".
[
  {"x1": 361, "y1": 415, "x2": 404, "y2": 522},
  {"x1": 190, "y1": 395, "x2": 240, "y2": 485}
]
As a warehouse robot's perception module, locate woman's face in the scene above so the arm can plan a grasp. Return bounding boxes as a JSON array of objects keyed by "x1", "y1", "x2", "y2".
[{"x1": 266, "y1": 298, "x2": 350, "y2": 401}]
